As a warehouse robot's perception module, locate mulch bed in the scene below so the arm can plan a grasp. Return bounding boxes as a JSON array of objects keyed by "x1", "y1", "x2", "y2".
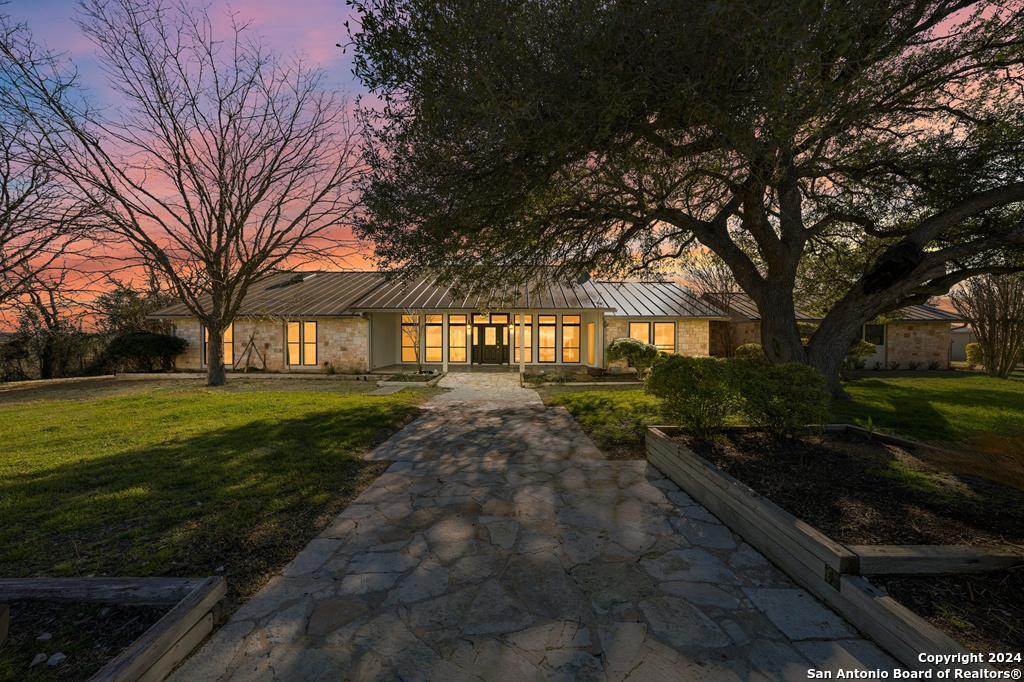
[
  {"x1": 685, "y1": 430, "x2": 1024, "y2": 546},
  {"x1": 679, "y1": 429, "x2": 1024, "y2": 654},
  {"x1": 875, "y1": 571, "x2": 1024, "y2": 659},
  {"x1": 0, "y1": 600, "x2": 167, "y2": 681}
]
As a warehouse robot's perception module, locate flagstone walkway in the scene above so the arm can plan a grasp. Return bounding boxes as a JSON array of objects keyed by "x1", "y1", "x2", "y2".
[{"x1": 174, "y1": 377, "x2": 897, "y2": 680}]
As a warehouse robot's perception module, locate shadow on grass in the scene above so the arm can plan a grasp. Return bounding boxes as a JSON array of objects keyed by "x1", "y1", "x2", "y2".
[{"x1": 0, "y1": 403, "x2": 420, "y2": 604}]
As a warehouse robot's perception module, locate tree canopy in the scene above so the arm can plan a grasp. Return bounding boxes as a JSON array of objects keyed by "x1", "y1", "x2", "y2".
[{"x1": 349, "y1": 0, "x2": 1024, "y2": 391}]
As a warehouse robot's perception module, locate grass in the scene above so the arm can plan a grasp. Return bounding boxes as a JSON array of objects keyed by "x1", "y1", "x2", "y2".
[
  {"x1": 541, "y1": 370, "x2": 1024, "y2": 473},
  {"x1": 0, "y1": 377, "x2": 434, "y2": 604}
]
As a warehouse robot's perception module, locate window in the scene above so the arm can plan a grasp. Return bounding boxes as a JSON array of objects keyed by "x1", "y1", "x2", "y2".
[
  {"x1": 449, "y1": 314, "x2": 468, "y2": 362},
  {"x1": 586, "y1": 322, "x2": 595, "y2": 365},
  {"x1": 628, "y1": 322, "x2": 650, "y2": 344},
  {"x1": 472, "y1": 313, "x2": 488, "y2": 324},
  {"x1": 490, "y1": 313, "x2": 509, "y2": 325},
  {"x1": 562, "y1": 315, "x2": 581, "y2": 363},
  {"x1": 513, "y1": 314, "x2": 532, "y2": 363},
  {"x1": 287, "y1": 321, "x2": 318, "y2": 366},
  {"x1": 401, "y1": 314, "x2": 419, "y2": 362},
  {"x1": 653, "y1": 322, "x2": 676, "y2": 353},
  {"x1": 538, "y1": 315, "x2": 556, "y2": 363},
  {"x1": 863, "y1": 323, "x2": 885, "y2": 346},
  {"x1": 204, "y1": 323, "x2": 233, "y2": 366},
  {"x1": 425, "y1": 315, "x2": 443, "y2": 362}
]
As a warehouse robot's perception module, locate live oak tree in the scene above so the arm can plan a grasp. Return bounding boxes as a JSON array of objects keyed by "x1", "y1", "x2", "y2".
[
  {"x1": 3, "y1": 0, "x2": 361, "y2": 385},
  {"x1": 348, "y1": 0, "x2": 1024, "y2": 394}
]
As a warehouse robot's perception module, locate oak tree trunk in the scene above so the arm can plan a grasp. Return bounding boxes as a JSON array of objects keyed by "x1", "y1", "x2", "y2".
[{"x1": 206, "y1": 326, "x2": 226, "y2": 386}]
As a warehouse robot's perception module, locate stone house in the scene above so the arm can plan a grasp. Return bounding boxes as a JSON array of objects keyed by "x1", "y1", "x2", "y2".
[
  {"x1": 702, "y1": 292, "x2": 960, "y2": 369},
  {"x1": 151, "y1": 271, "x2": 728, "y2": 373}
]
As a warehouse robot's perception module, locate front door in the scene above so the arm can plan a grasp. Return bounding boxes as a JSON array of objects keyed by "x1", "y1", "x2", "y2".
[{"x1": 473, "y1": 324, "x2": 509, "y2": 364}]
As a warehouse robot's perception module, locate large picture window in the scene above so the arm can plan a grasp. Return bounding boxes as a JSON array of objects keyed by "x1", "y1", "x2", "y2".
[
  {"x1": 401, "y1": 314, "x2": 419, "y2": 362},
  {"x1": 562, "y1": 315, "x2": 581, "y2": 363},
  {"x1": 204, "y1": 322, "x2": 233, "y2": 366},
  {"x1": 449, "y1": 314, "x2": 468, "y2": 362},
  {"x1": 513, "y1": 314, "x2": 532, "y2": 363},
  {"x1": 425, "y1": 315, "x2": 443, "y2": 362},
  {"x1": 653, "y1": 322, "x2": 676, "y2": 353},
  {"x1": 538, "y1": 315, "x2": 556, "y2": 363},
  {"x1": 287, "y1": 321, "x2": 317, "y2": 366}
]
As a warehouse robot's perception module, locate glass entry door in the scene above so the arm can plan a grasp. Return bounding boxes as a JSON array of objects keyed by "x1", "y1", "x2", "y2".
[{"x1": 473, "y1": 324, "x2": 509, "y2": 364}]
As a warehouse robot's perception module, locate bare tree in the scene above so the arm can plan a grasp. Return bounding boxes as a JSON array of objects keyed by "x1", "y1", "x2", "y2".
[
  {"x1": 951, "y1": 274, "x2": 1024, "y2": 379},
  {"x1": 2, "y1": 0, "x2": 361, "y2": 385},
  {"x1": 1, "y1": 14, "x2": 93, "y2": 306}
]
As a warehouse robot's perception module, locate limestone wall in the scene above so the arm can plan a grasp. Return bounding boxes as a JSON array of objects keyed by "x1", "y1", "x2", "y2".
[
  {"x1": 171, "y1": 316, "x2": 369, "y2": 373},
  {"x1": 885, "y1": 322, "x2": 951, "y2": 369},
  {"x1": 603, "y1": 317, "x2": 713, "y2": 366}
]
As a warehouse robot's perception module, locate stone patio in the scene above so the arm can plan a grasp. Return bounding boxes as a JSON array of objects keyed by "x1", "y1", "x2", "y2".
[{"x1": 174, "y1": 376, "x2": 898, "y2": 680}]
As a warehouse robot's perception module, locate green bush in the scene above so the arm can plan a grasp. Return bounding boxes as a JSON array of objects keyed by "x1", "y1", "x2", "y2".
[
  {"x1": 733, "y1": 343, "x2": 766, "y2": 360},
  {"x1": 106, "y1": 331, "x2": 188, "y2": 371},
  {"x1": 841, "y1": 339, "x2": 878, "y2": 379},
  {"x1": 729, "y1": 360, "x2": 829, "y2": 440},
  {"x1": 607, "y1": 337, "x2": 659, "y2": 374},
  {"x1": 646, "y1": 355, "x2": 735, "y2": 440},
  {"x1": 965, "y1": 342, "x2": 984, "y2": 369}
]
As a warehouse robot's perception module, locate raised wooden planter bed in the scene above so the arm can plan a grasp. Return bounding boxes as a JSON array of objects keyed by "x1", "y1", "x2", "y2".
[
  {"x1": 0, "y1": 576, "x2": 226, "y2": 681},
  {"x1": 646, "y1": 425, "x2": 1022, "y2": 672}
]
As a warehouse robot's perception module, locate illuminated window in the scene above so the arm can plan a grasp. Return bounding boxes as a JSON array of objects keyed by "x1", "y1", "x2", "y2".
[
  {"x1": 472, "y1": 313, "x2": 488, "y2": 324},
  {"x1": 863, "y1": 324, "x2": 885, "y2": 346},
  {"x1": 490, "y1": 313, "x2": 509, "y2": 324},
  {"x1": 538, "y1": 315, "x2": 556, "y2": 363},
  {"x1": 204, "y1": 322, "x2": 234, "y2": 366},
  {"x1": 424, "y1": 315, "x2": 443, "y2": 363},
  {"x1": 586, "y1": 322, "x2": 595, "y2": 365},
  {"x1": 449, "y1": 314, "x2": 468, "y2": 362},
  {"x1": 287, "y1": 321, "x2": 318, "y2": 366},
  {"x1": 653, "y1": 322, "x2": 676, "y2": 353},
  {"x1": 401, "y1": 314, "x2": 419, "y2": 362},
  {"x1": 628, "y1": 322, "x2": 651, "y2": 344},
  {"x1": 513, "y1": 314, "x2": 532, "y2": 363},
  {"x1": 562, "y1": 315, "x2": 581, "y2": 363}
]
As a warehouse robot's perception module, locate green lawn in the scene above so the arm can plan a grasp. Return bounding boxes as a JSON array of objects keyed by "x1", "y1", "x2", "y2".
[
  {"x1": 542, "y1": 370, "x2": 1024, "y2": 464},
  {"x1": 0, "y1": 378, "x2": 433, "y2": 604}
]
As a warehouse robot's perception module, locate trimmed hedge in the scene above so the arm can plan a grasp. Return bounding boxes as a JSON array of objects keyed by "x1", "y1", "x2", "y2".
[
  {"x1": 646, "y1": 356, "x2": 736, "y2": 440},
  {"x1": 734, "y1": 343, "x2": 765, "y2": 360},
  {"x1": 607, "y1": 337, "x2": 659, "y2": 374}
]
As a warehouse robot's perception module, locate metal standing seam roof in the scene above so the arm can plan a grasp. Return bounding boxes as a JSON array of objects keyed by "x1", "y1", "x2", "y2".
[
  {"x1": 887, "y1": 303, "x2": 962, "y2": 322},
  {"x1": 702, "y1": 292, "x2": 822, "y2": 322},
  {"x1": 150, "y1": 271, "x2": 729, "y2": 318}
]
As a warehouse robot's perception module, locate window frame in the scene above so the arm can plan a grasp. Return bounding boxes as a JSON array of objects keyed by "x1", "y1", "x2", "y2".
[
  {"x1": 561, "y1": 314, "x2": 581, "y2": 363},
  {"x1": 628, "y1": 321, "x2": 651, "y2": 345},
  {"x1": 203, "y1": 322, "x2": 234, "y2": 367},
  {"x1": 863, "y1": 323, "x2": 885, "y2": 346},
  {"x1": 424, "y1": 314, "x2": 443, "y2": 363},
  {"x1": 448, "y1": 314, "x2": 468, "y2": 363},
  {"x1": 537, "y1": 314, "x2": 557, "y2": 363},
  {"x1": 286, "y1": 320, "x2": 318, "y2": 367},
  {"x1": 653, "y1": 321, "x2": 676, "y2": 353},
  {"x1": 401, "y1": 314, "x2": 420, "y2": 363}
]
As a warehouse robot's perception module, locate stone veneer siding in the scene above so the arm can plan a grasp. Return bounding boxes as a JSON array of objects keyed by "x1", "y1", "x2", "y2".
[
  {"x1": 171, "y1": 317, "x2": 369, "y2": 373},
  {"x1": 603, "y1": 317, "x2": 713, "y2": 369},
  {"x1": 885, "y1": 321, "x2": 951, "y2": 369}
]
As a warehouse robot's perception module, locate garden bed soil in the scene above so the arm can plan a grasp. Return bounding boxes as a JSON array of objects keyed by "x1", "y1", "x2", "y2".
[
  {"x1": 0, "y1": 600, "x2": 167, "y2": 681},
  {"x1": 682, "y1": 430, "x2": 1024, "y2": 547},
  {"x1": 874, "y1": 571, "x2": 1024, "y2": 660}
]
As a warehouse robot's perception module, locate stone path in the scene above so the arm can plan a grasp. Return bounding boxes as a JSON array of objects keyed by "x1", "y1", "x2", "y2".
[
  {"x1": 432, "y1": 370, "x2": 542, "y2": 404},
  {"x1": 174, "y1": 389, "x2": 897, "y2": 680}
]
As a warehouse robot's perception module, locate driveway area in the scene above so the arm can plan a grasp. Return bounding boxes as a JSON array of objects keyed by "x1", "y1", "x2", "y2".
[{"x1": 174, "y1": 374, "x2": 896, "y2": 680}]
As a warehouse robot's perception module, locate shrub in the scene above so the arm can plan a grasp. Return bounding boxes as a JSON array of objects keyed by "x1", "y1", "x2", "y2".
[
  {"x1": 927, "y1": 360, "x2": 940, "y2": 371},
  {"x1": 965, "y1": 342, "x2": 984, "y2": 369},
  {"x1": 607, "y1": 337, "x2": 659, "y2": 374},
  {"x1": 887, "y1": 361, "x2": 901, "y2": 370},
  {"x1": 734, "y1": 343, "x2": 766, "y2": 360},
  {"x1": 729, "y1": 360, "x2": 829, "y2": 440},
  {"x1": 106, "y1": 331, "x2": 188, "y2": 371},
  {"x1": 841, "y1": 339, "x2": 877, "y2": 379},
  {"x1": 646, "y1": 356, "x2": 736, "y2": 440},
  {"x1": 908, "y1": 361, "x2": 921, "y2": 370}
]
